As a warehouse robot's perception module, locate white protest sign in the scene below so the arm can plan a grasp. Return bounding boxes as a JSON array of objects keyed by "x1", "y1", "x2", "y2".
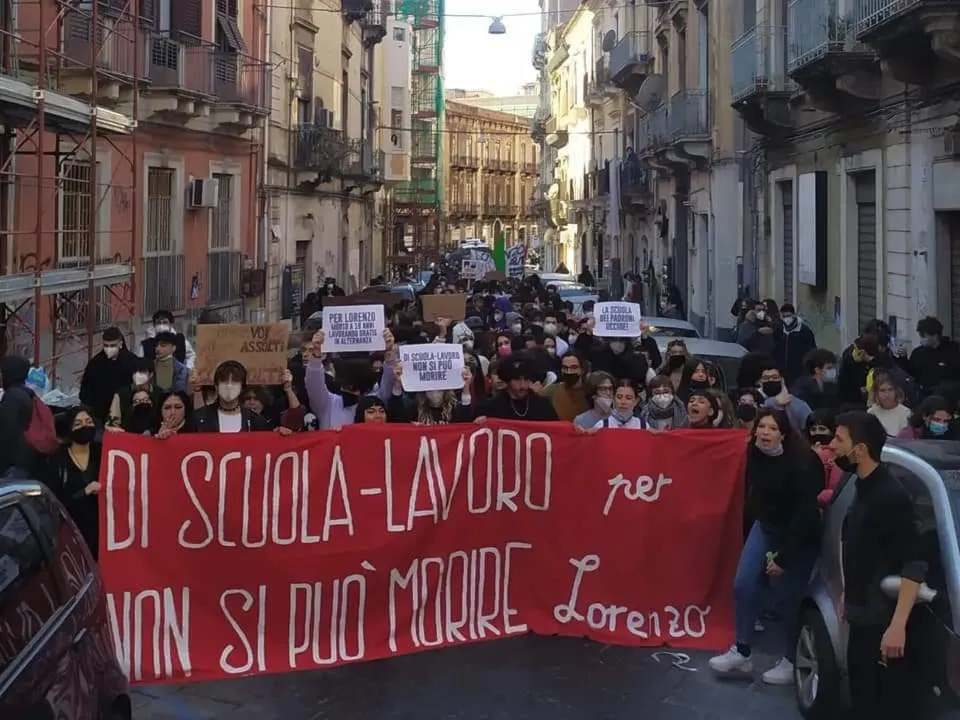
[
  {"x1": 399, "y1": 343, "x2": 465, "y2": 392},
  {"x1": 593, "y1": 301, "x2": 642, "y2": 338},
  {"x1": 321, "y1": 304, "x2": 386, "y2": 352},
  {"x1": 461, "y1": 259, "x2": 482, "y2": 280}
]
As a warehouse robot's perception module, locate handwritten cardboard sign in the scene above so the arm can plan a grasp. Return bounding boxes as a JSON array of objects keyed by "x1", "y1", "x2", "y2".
[
  {"x1": 421, "y1": 293, "x2": 467, "y2": 322},
  {"x1": 594, "y1": 301, "x2": 642, "y2": 338},
  {"x1": 194, "y1": 323, "x2": 290, "y2": 386},
  {"x1": 321, "y1": 304, "x2": 386, "y2": 353},
  {"x1": 398, "y1": 343, "x2": 464, "y2": 392}
]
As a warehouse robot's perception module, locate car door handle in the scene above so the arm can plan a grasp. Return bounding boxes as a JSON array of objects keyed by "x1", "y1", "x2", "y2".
[{"x1": 71, "y1": 628, "x2": 87, "y2": 649}]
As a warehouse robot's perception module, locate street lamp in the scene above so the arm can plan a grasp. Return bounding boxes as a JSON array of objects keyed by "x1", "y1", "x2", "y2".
[{"x1": 489, "y1": 16, "x2": 506, "y2": 34}]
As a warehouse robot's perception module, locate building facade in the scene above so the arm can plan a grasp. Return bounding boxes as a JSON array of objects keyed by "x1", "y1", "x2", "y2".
[
  {"x1": 445, "y1": 85, "x2": 541, "y2": 119},
  {"x1": 265, "y1": 0, "x2": 387, "y2": 319},
  {"x1": 1, "y1": 0, "x2": 268, "y2": 385},
  {"x1": 734, "y1": 0, "x2": 960, "y2": 351},
  {"x1": 534, "y1": 0, "x2": 744, "y2": 337},
  {"x1": 444, "y1": 101, "x2": 540, "y2": 246}
]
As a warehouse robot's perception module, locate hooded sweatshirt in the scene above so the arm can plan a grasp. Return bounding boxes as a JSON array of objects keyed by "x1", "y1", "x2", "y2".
[
  {"x1": 0, "y1": 356, "x2": 38, "y2": 476},
  {"x1": 492, "y1": 297, "x2": 512, "y2": 330}
]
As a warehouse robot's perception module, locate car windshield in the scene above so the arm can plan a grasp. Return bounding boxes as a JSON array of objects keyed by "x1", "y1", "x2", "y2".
[
  {"x1": 646, "y1": 325, "x2": 699, "y2": 338},
  {"x1": 939, "y1": 470, "x2": 960, "y2": 532}
]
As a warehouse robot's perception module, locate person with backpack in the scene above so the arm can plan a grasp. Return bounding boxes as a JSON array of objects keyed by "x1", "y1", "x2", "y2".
[{"x1": 0, "y1": 354, "x2": 58, "y2": 478}]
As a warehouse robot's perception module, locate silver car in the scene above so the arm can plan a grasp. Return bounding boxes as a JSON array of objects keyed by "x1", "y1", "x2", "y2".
[{"x1": 795, "y1": 439, "x2": 960, "y2": 717}]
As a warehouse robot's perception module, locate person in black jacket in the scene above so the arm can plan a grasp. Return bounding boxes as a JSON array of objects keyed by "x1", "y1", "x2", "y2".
[
  {"x1": 831, "y1": 411, "x2": 932, "y2": 719},
  {"x1": 0, "y1": 355, "x2": 39, "y2": 478},
  {"x1": 906, "y1": 316, "x2": 960, "y2": 396},
  {"x1": 138, "y1": 309, "x2": 195, "y2": 368},
  {"x1": 194, "y1": 361, "x2": 271, "y2": 433},
  {"x1": 79, "y1": 326, "x2": 137, "y2": 425},
  {"x1": 791, "y1": 347, "x2": 839, "y2": 412},
  {"x1": 776, "y1": 303, "x2": 817, "y2": 385},
  {"x1": 709, "y1": 407, "x2": 823, "y2": 686}
]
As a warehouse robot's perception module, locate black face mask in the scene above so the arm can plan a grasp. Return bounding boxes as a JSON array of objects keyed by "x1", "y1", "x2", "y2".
[
  {"x1": 689, "y1": 379, "x2": 710, "y2": 391},
  {"x1": 809, "y1": 432, "x2": 833, "y2": 446},
  {"x1": 668, "y1": 355, "x2": 685, "y2": 370},
  {"x1": 560, "y1": 372, "x2": 580, "y2": 387},
  {"x1": 736, "y1": 404, "x2": 757, "y2": 422},
  {"x1": 761, "y1": 381, "x2": 783, "y2": 398},
  {"x1": 835, "y1": 453, "x2": 858, "y2": 473},
  {"x1": 70, "y1": 426, "x2": 96, "y2": 445},
  {"x1": 133, "y1": 402, "x2": 153, "y2": 417}
]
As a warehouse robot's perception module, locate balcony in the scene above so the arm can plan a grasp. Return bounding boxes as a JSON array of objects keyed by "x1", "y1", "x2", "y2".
[
  {"x1": 638, "y1": 104, "x2": 670, "y2": 156},
  {"x1": 143, "y1": 34, "x2": 216, "y2": 119},
  {"x1": 212, "y1": 53, "x2": 270, "y2": 130},
  {"x1": 361, "y1": 0, "x2": 389, "y2": 47},
  {"x1": 522, "y1": 161, "x2": 539, "y2": 175},
  {"x1": 547, "y1": 41, "x2": 570, "y2": 73},
  {"x1": 544, "y1": 117, "x2": 568, "y2": 149},
  {"x1": 620, "y1": 152, "x2": 652, "y2": 212},
  {"x1": 586, "y1": 58, "x2": 610, "y2": 106},
  {"x1": 609, "y1": 32, "x2": 655, "y2": 95},
  {"x1": 60, "y1": 12, "x2": 150, "y2": 104},
  {"x1": 533, "y1": 33, "x2": 547, "y2": 70},
  {"x1": 731, "y1": 25, "x2": 796, "y2": 137},
  {"x1": 450, "y1": 201, "x2": 479, "y2": 218},
  {"x1": 854, "y1": 0, "x2": 952, "y2": 84},
  {"x1": 293, "y1": 125, "x2": 346, "y2": 182},
  {"x1": 668, "y1": 90, "x2": 710, "y2": 165},
  {"x1": 342, "y1": 138, "x2": 384, "y2": 189},
  {"x1": 502, "y1": 159, "x2": 519, "y2": 173},
  {"x1": 788, "y1": 0, "x2": 880, "y2": 112}
]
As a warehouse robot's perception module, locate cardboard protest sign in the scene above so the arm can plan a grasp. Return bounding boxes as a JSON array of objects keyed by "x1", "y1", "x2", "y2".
[
  {"x1": 321, "y1": 304, "x2": 385, "y2": 352},
  {"x1": 194, "y1": 323, "x2": 290, "y2": 386},
  {"x1": 421, "y1": 293, "x2": 467, "y2": 322},
  {"x1": 398, "y1": 343, "x2": 464, "y2": 392},
  {"x1": 593, "y1": 301, "x2": 642, "y2": 337}
]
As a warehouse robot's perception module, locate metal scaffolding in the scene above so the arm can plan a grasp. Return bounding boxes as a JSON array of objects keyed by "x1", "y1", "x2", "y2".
[
  {"x1": 0, "y1": 0, "x2": 140, "y2": 388},
  {"x1": 391, "y1": 0, "x2": 443, "y2": 272}
]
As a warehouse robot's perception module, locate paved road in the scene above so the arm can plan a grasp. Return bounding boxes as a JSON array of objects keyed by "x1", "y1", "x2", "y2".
[{"x1": 131, "y1": 636, "x2": 800, "y2": 720}]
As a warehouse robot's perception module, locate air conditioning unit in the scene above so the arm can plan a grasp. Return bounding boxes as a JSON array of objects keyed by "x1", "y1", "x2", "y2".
[{"x1": 188, "y1": 178, "x2": 220, "y2": 209}]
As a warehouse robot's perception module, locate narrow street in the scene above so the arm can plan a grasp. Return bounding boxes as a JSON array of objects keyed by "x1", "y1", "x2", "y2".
[{"x1": 131, "y1": 636, "x2": 799, "y2": 720}]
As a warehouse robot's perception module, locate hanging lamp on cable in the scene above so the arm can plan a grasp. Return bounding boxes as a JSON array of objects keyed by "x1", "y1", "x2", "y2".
[{"x1": 488, "y1": 16, "x2": 506, "y2": 34}]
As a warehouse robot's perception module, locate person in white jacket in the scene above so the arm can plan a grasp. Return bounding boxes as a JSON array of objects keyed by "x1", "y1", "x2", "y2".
[{"x1": 136, "y1": 309, "x2": 196, "y2": 370}]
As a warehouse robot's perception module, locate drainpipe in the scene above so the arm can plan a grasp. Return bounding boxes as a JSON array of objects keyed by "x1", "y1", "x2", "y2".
[{"x1": 259, "y1": 0, "x2": 272, "y2": 314}]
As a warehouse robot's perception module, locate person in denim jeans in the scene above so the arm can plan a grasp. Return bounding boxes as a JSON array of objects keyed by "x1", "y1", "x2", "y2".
[{"x1": 709, "y1": 407, "x2": 824, "y2": 685}]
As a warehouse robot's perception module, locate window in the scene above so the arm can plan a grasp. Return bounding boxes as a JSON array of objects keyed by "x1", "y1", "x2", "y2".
[
  {"x1": 215, "y1": 0, "x2": 245, "y2": 53},
  {"x1": 341, "y1": 70, "x2": 349, "y2": 133},
  {"x1": 0, "y1": 503, "x2": 60, "y2": 676},
  {"x1": 208, "y1": 173, "x2": 240, "y2": 304},
  {"x1": 390, "y1": 109, "x2": 402, "y2": 146},
  {"x1": 144, "y1": 167, "x2": 183, "y2": 315},
  {"x1": 61, "y1": 161, "x2": 94, "y2": 262},
  {"x1": 393, "y1": 26, "x2": 405, "y2": 42}
]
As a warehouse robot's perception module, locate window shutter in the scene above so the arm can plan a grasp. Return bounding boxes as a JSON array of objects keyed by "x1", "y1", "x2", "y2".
[
  {"x1": 171, "y1": 0, "x2": 202, "y2": 40},
  {"x1": 139, "y1": 0, "x2": 155, "y2": 23}
]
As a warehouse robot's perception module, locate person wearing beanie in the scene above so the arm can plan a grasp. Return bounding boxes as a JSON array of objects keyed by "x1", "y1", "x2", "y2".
[{"x1": 475, "y1": 351, "x2": 558, "y2": 422}]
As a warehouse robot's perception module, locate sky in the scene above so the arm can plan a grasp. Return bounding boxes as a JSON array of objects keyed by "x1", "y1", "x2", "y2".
[{"x1": 442, "y1": 0, "x2": 540, "y2": 96}]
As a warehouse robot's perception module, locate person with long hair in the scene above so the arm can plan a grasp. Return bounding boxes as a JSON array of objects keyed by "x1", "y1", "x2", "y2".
[
  {"x1": 897, "y1": 394, "x2": 960, "y2": 440},
  {"x1": 657, "y1": 339, "x2": 689, "y2": 391},
  {"x1": 155, "y1": 390, "x2": 195, "y2": 438},
  {"x1": 709, "y1": 407, "x2": 823, "y2": 686}
]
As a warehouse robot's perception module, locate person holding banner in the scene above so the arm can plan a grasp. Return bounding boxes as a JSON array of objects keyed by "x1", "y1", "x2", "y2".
[
  {"x1": 591, "y1": 379, "x2": 645, "y2": 430},
  {"x1": 193, "y1": 361, "x2": 271, "y2": 433}
]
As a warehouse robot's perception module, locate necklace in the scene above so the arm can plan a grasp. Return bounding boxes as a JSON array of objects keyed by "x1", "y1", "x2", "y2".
[{"x1": 509, "y1": 396, "x2": 530, "y2": 418}]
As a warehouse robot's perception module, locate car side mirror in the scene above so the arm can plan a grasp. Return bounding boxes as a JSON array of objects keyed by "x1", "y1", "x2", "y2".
[{"x1": 881, "y1": 575, "x2": 937, "y2": 604}]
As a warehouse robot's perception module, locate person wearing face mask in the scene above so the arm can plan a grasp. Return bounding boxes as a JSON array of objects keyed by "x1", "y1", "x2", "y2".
[
  {"x1": 41, "y1": 406, "x2": 103, "y2": 559},
  {"x1": 641, "y1": 375, "x2": 688, "y2": 431},
  {"x1": 389, "y1": 365, "x2": 474, "y2": 424},
  {"x1": 506, "y1": 312, "x2": 525, "y2": 336},
  {"x1": 791, "y1": 348, "x2": 839, "y2": 412},
  {"x1": 709, "y1": 408, "x2": 823, "y2": 686},
  {"x1": 830, "y1": 411, "x2": 931, "y2": 720},
  {"x1": 79, "y1": 325, "x2": 137, "y2": 426},
  {"x1": 657, "y1": 339, "x2": 689, "y2": 391},
  {"x1": 193, "y1": 361, "x2": 271, "y2": 432},
  {"x1": 123, "y1": 389, "x2": 157, "y2": 434},
  {"x1": 774, "y1": 303, "x2": 816, "y2": 385},
  {"x1": 151, "y1": 331, "x2": 189, "y2": 393},
  {"x1": 137, "y1": 309, "x2": 195, "y2": 369},
  {"x1": 452, "y1": 321, "x2": 490, "y2": 377},
  {"x1": 305, "y1": 329, "x2": 396, "y2": 429},
  {"x1": 573, "y1": 371, "x2": 615, "y2": 429},
  {"x1": 896, "y1": 394, "x2": 959, "y2": 440},
  {"x1": 539, "y1": 350, "x2": 588, "y2": 421},
  {"x1": 542, "y1": 313, "x2": 569, "y2": 356},
  {"x1": 494, "y1": 333, "x2": 513, "y2": 358},
  {"x1": 803, "y1": 409, "x2": 844, "y2": 506},
  {"x1": 572, "y1": 322, "x2": 650, "y2": 389},
  {"x1": 491, "y1": 296, "x2": 512, "y2": 330},
  {"x1": 677, "y1": 358, "x2": 712, "y2": 403},
  {"x1": 733, "y1": 388, "x2": 762, "y2": 431},
  {"x1": 106, "y1": 357, "x2": 159, "y2": 432},
  {"x1": 757, "y1": 362, "x2": 812, "y2": 431},
  {"x1": 736, "y1": 302, "x2": 778, "y2": 356},
  {"x1": 905, "y1": 316, "x2": 960, "y2": 397},
  {"x1": 591, "y1": 379, "x2": 645, "y2": 429}
]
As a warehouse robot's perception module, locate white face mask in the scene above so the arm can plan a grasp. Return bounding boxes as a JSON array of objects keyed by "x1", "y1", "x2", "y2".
[
  {"x1": 462, "y1": 340, "x2": 474, "y2": 351},
  {"x1": 594, "y1": 396, "x2": 613, "y2": 414},
  {"x1": 652, "y1": 393, "x2": 674, "y2": 409},
  {"x1": 218, "y1": 382, "x2": 242, "y2": 403},
  {"x1": 543, "y1": 322, "x2": 558, "y2": 336},
  {"x1": 510, "y1": 323, "x2": 523, "y2": 334},
  {"x1": 755, "y1": 311, "x2": 766, "y2": 321},
  {"x1": 154, "y1": 323, "x2": 171, "y2": 334},
  {"x1": 546, "y1": 347, "x2": 556, "y2": 356},
  {"x1": 494, "y1": 312, "x2": 503, "y2": 322},
  {"x1": 132, "y1": 372, "x2": 150, "y2": 386},
  {"x1": 103, "y1": 345, "x2": 119, "y2": 359},
  {"x1": 609, "y1": 341, "x2": 626, "y2": 355},
  {"x1": 425, "y1": 390, "x2": 445, "y2": 407}
]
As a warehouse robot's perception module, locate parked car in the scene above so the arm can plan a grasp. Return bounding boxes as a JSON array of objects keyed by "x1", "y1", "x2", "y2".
[
  {"x1": 652, "y1": 337, "x2": 746, "y2": 391},
  {"x1": 0, "y1": 479, "x2": 130, "y2": 720},
  {"x1": 642, "y1": 316, "x2": 702, "y2": 339},
  {"x1": 795, "y1": 439, "x2": 960, "y2": 718}
]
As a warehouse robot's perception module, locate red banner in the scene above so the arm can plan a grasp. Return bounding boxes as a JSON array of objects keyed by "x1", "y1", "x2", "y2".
[{"x1": 98, "y1": 422, "x2": 746, "y2": 684}]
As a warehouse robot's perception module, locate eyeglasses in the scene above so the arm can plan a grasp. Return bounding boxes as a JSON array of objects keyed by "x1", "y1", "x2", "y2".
[{"x1": 595, "y1": 386, "x2": 614, "y2": 396}]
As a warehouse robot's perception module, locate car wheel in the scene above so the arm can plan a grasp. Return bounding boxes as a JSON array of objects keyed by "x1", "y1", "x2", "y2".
[{"x1": 795, "y1": 607, "x2": 844, "y2": 719}]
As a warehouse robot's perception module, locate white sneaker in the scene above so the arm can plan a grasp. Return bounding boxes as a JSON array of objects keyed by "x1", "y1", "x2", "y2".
[
  {"x1": 708, "y1": 646, "x2": 754, "y2": 675},
  {"x1": 762, "y1": 657, "x2": 795, "y2": 686}
]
